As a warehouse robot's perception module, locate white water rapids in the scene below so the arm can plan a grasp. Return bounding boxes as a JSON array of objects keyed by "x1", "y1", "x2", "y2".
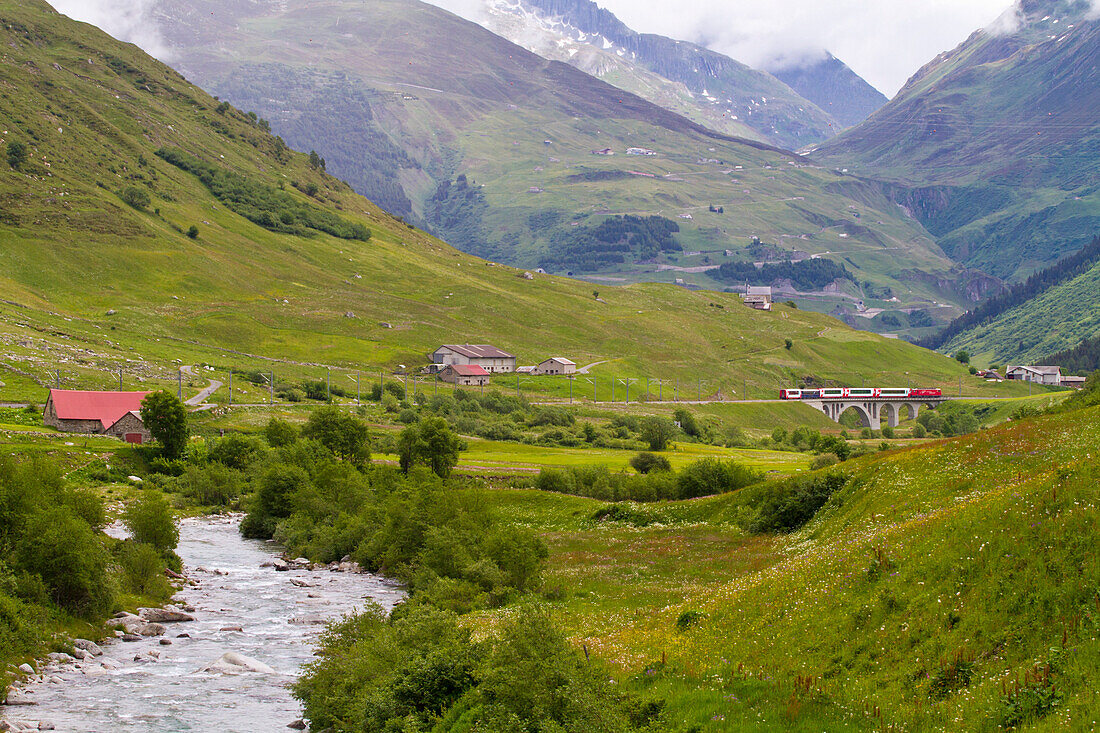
[{"x1": 1, "y1": 516, "x2": 404, "y2": 732}]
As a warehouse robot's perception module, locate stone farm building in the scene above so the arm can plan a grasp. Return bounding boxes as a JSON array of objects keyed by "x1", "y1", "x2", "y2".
[
  {"x1": 43, "y1": 389, "x2": 152, "y2": 444},
  {"x1": 535, "y1": 358, "x2": 576, "y2": 375},
  {"x1": 439, "y1": 364, "x2": 491, "y2": 386},
  {"x1": 431, "y1": 344, "x2": 516, "y2": 373},
  {"x1": 1005, "y1": 365, "x2": 1062, "y2": 386},
  {"x1": 741, "y1": 286, "x2": 773, "y2": 311}
]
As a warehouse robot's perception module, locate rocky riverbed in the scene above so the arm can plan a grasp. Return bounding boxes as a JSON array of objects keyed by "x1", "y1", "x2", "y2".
[{"x1": 1, "y1": 516, "x2": 403, "y2": 732}]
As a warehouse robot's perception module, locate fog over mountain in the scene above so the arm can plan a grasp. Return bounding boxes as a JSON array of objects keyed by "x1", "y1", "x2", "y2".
[{"x1": 429, "y1": 0, "x2": 1038, "y2": 96}]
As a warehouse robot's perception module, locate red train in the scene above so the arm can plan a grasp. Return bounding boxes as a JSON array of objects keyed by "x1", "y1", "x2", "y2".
[{"x1": 779, "y1": 388, "x2": 943, "y2": 400}]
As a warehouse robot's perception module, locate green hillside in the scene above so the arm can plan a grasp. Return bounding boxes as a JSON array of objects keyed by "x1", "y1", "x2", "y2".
[
  {"x1": 289, "y1": 383, "x2": 1100, "y2": 730},
  {"x1": 0, "y1": 0, "x2": 996, "y2": 403},
  {"x1": 941, "y1": 257, "x2": 1100, "y2": 366},
  {"x1": 140, "y1": 0, "x2": 971, "y2": 322},
  {"x1": 817, "y1": 0, "x2": 1100, "y2": 282}
]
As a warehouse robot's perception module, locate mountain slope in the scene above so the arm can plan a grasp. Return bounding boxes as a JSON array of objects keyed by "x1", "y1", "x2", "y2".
[
  {"x1": 940, "y1": 257, "x2": 1100, "y2": 366},
  {"x1": 0, "y1": 0, "x2": 982, "y2": 394},
  {"x1": 130, "y1": 0, "x2": 966, "y2": 318},
  {"x1": 466, "y1": 0, "x2": 846, "y2": 148},
  {"x1": 817, "y1": 0, "x2": 1100, "y2": 281},
  {"x1": 769, "y1": 52, "x2": 888, "y2": 129}
]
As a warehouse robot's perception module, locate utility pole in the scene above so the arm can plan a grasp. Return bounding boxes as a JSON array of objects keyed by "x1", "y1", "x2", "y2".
[
  {"x1": 356, "y1": 371, "x2": 361, "y2": 405},
  {"x1": 177, "y1": 369, "x2": 182, "y2": 400},
  {"x1": 118, "y1": 367, "x2": 123, "y2": 391},
  {"x1": 55, "y1": 370, "x2": 61, "y2": 389}
]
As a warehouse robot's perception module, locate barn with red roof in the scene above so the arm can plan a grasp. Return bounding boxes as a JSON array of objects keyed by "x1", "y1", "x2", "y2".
[
  {"x1": 439, "y1": 364, "x2": 491, "y2": 386},
  {"x1": 43, "y1": 389, "x2": 153, "y2": 444}
]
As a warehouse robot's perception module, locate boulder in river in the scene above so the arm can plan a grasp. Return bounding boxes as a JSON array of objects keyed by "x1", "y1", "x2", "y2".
[
  {"x1": 200, "y1": 652, "x2": 277, "y2": 675},
  {"x1": 272, "y1": 558, "x2": 289, "y2": 572},
  {"x1": 17, "y1": 663, "x2": 34, "y2": 675},
  {"x1": 72, "y1": 639, "x2": 103, "y2": 657},
  {"x1": 140, "y1": 608, "x2": 195, "y2": 623}
]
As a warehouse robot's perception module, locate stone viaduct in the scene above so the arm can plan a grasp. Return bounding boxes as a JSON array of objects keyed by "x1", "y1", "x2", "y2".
[{"x1": 805, "y1": 396, "x2": 948, "y2": 431}]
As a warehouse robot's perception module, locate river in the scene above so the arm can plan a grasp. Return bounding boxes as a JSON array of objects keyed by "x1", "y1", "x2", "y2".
[{"x1": 1, "y1": 516, "x2": 404, "y2": 732}]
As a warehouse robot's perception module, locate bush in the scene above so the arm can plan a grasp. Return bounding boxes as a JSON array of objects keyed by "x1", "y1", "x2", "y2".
[
  {"x1": 810, "y1": 453, "x2": 839, "y2": 470},
  {"x1": 186, "y1": 224, "x2": 199, "y2": 239},
  {"x1": 630, "y1": 451, "x2": 671, "y2": 474},
  {"x1": 6, "y1": 140, "x2": 27, "y2": 169},
  {"x1": 677, "y1": 458, "x2": 759, "y2": 499},
  {"x1": 673, "y1": 408, "x2": 700, "y2": 437},
  {"x1": 123, "y1": 491, "x2": 178, "y2": 553},
  {"x1": 302, "y1": 406, "x2": 370, "y2": 466},
  {"x1": 16, "y1": 506, "x2": 115, "y2": 618},
  {"x1": 174, "y1": 464, "x2": 243, "y2": 507},
  {"x1": 265, "y1": 417, "x2": 298, "y2": 447},
  {"x1": 912, "y1": 423, "x2": 927, "y2": 439},
  {"x1": 208, "y1": 433, "x2": 265, "y2": 470},
  {"x1": 641, "y1": 416, "x2": 677, "y2": 451},
  {"x1": 120, "y1": 185, "x2": 151, "y2": 210},
  {"x1": 116, "y1": 541, "x2": 171, "y2": 597},
  {"x1": 748, "y1": 472, "x2": 848, "y2": 534}
]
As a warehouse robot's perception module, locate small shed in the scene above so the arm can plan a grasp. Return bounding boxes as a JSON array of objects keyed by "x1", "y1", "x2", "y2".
[
  {"x1": 440, "y1": 364, "x2": 491, "y2": 386},
  {"x1": 535, "y1": 358, "x2": 576, "y2": 375}
]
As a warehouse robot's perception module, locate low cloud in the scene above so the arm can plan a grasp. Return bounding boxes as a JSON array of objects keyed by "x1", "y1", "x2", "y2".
[{"x1": 51, "y1": 0, "x2": 173, "y2": 61}]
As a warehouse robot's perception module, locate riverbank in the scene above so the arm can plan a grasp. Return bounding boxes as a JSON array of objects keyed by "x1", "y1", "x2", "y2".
[{"x1": 1, "y1": 516, "x2": 403, "y2": 732}]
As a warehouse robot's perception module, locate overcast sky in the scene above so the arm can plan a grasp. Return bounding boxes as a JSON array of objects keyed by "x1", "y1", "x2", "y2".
[{"x1": 432, "y1": 0, "x2": 1020, "y2": 96}]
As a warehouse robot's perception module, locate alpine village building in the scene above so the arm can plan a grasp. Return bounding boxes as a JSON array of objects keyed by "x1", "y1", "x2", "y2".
[
  {"x1": 43, "y1": 389, "x2": 152, "y2": 444},
  {"x1": 430, "y1": 345, "x2": 516, "y2": 373}
]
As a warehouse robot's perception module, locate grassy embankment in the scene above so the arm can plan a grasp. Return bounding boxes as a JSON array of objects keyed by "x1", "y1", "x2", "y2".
[{"x1": 456, "y1": 405, "x2": 1100, "y2": 730}]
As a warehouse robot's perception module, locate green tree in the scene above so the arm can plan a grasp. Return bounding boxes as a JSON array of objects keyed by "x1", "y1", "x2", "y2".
[
  {"x1": 630, "y1": 451, "x2": 671, "y2": 474},
  {"x1": 123, "y1": 490, "x2": 178, "y2": 553},
  {"x1": 302, "y1": 406, "x2": 370, "y2": 466},
  {"x1": 673, "y1": 408, "x2": 700, "y2": 437},
  {"x1": 141, "y1": 391, "x2": 189, "y2": 459},
  {"x1": 954, "y1": 350, "x2": 971, "y2": 364},
  {"x1": 120, "y1": 186, "x2": 151, "y2": 210},
  {"x1": 264, "y1": 417, "x2": 298, "y2": 447},
  {"x1": 17, "y1": 508, "x2": 115, "y2": 617},
  {"x1": 398, "y1": 417, "x2": 464, "y2": 478},
  {"x1": 771, "y1": 426, "x2": 788, "y2": 443},
  {"x1": 640, "y1": 416, "x2": 677, "y2": 451},
  {"x1": 186, "y1": 224, "x2": 199, "y2": 239},
  {"x1": 6, "y1": 140, "x2": 27, "y2": 169}
]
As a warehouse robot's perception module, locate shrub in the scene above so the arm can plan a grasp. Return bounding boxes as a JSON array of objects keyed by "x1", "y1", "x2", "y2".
[
  {"x1": 675, "y1": 610, "x2": 705, "y2": 630},
  {"x1": 630, "y1": 451, "x2": 671, "y2": 474},
  {"x1": 302, "y1": 406, "x2": 370, "y2": 466},
  {"x1": 186, "y1": 224, "x2": 199, "y2": 239},
  {"x1": 771, "y1": 427, "x2": 788, "y2": 443},
  {"x1": 6, "y1": 140, "x2": 27, "y2": 169},
  {"x1": 175, "y1": 464, "x2": 243, "y2": 507},
  {"x1": 265, "y1": 417, "x2": 298, "y2": 447},
  {"x1": 116, "y1": 540, "x2": 170, "y2": 597},
  {"x1": 641, "y1": 416, "x2": 677, "y2": 451},
  {"x1": 748, "y1": 472, "x2": 847, "y2": 534},
  {"x1": 16, "y1": 506, "x2": 115, "y2": 618},
  {"x1": 677, "y1": 458, "x2": 759, "y2": 499},
  {"x1": 120, "y1": 185, "x2": 151, "y2": 210},
  {"x1": 912, "y1": 423, "x2": 927, "y2": 439},
  {"x1": 673, "y1": 408, "x2": 699, "y2": 437},
  {"x1": 123, "y1": 491, "x2": 178, "y2": 553},
  {"x1": 810, "y1": 453, "x2": 839, "y2": 470},
  {"x1": 208, "y1": 433, "x2": 265, "y2": 470},
  {"x1": 241, "y1": 464, "x2": 310, "y2": 539}
]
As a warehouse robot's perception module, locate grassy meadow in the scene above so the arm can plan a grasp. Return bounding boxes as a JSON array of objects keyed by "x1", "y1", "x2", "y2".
[{"x1": 459, "y1": 405, "x2": 1100, "y2": 730}]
